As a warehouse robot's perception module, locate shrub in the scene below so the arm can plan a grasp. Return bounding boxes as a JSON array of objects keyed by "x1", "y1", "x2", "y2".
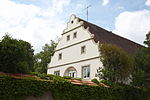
[
  {"x1": 63, "y1": 76, "x2": 72, "y2": 79},
  {"x1": 91, "y1": 78, "x2": 99, "y2": 84},
  {"x1": 0, "y1": 74, "x2": 150, "y2": 100}
]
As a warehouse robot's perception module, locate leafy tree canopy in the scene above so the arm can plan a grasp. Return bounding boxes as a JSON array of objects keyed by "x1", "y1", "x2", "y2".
[
  {"x1": 132, "y1": 31, "x2": 150, "y2": 87},
  {"x1": 34, "y1": 40, "x2": 57, "y2": 73},
  {"x1": 144, "y1": 31, "x2": 150, "y2": 47},
  {"x1": 0, "y1": 33, "x2": 34, "y2": 73},
  {"x1": 97, "y1": 44, "x2": 133, "y2": 83}
]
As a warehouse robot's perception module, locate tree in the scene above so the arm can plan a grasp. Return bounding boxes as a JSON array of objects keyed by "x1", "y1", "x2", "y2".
[
  {"x1": 144, "y1": 31, "x2": 150, "y2": 47},
  {"x1": 34, "y1": 40, "x2": 57, "y2": 73},
  {"x1": 97, "y1": 44, "x2": 133, "y2": 83},
  {"x1": 132, "y1": 32, "x2": 150, "y2": 87},
  {"x1": 0, "y1": 34, "x2": 34, "y2": 73}
]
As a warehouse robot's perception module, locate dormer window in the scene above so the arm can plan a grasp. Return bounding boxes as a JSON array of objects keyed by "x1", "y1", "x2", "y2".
[
  {"x1": 73, "y1": 32, "x2": 77, "y2": 38},
  {"x1": 58, "y1": 53, "x2": 62, "y2": 60},
  {"x1": 81, "y1": 46, "x2": 86, "y2": 54},
  {"x1": 67, "y1": 35, "x2": 70, "y2": 41}
]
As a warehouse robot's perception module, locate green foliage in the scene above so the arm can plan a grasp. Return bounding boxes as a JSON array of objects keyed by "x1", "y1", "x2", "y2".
[
  {"x1": 34, "y1": 40, "x2": 57, "y2": 73},
  {"x1": 30, "y1": 72, "x2": 68, "y2": 81},
  {"x1": 98, "y1": 44, "x2": 133, "y2": 83},
  {"x1": 132, "y1": 32, "x2": 150, "y2": 88},
  {"x1": 101, "y1": 80, "x2": 123, "y2": 88},
  {"x1": 63, "y1": 76, "x2": 82, "y2": 80},
  {"x1": 132, "y1": 69, "x2": 145, "y2": 87},
  {"x1": 0, "y1": 33, "x2": 34, "y2": 73},
  {"x1": 101, "y1": 80, "x2": 114, "y2": 86},
  {"x1": 0, "y1": 75, "x2": 150, "y2": 100},
  {"x1": 91, "y1": 78, "x2": 99, "y2": 84},
  {"x1": 63, "y1": 76, "x2": 72, "y2": 79},
  {"x1": 73, "y1": 78, "x2": 82, "y2": 80},
  {"x1": 144, "y1": 31, "x2": 150, "y2": 47}
]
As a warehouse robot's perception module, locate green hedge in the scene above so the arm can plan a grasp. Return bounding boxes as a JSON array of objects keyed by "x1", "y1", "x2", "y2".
[{"x1": 0, "y1": 75, "x2": 150, "y2": 100}]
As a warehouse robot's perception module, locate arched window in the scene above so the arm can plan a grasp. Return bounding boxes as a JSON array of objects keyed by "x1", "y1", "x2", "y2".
[{"x1": 64, "y1": 67, "x2": 77, "y2": 78}]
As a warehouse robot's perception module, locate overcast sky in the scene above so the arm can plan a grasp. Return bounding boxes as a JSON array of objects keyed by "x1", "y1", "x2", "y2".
[{"x1": 0, "y1": 0, "x2": 150, "y2": 53}]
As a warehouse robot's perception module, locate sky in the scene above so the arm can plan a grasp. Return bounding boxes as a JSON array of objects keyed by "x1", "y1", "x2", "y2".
[{"x1": 0, "y1": 0, "x2": 150, "y2": 53}]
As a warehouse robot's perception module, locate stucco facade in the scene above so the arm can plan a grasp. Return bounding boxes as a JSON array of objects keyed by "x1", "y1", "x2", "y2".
[
  {"x1": 47, "y1": 15, "x2": 102, "y2": 80},
  {"x1": 47, "y1": 14, "x2": 142, "y2": 80}
]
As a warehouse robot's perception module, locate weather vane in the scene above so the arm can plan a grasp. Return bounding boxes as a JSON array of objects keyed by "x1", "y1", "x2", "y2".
[{"x1": 84, "y1": 5, "x2": 91, "y2": 21}]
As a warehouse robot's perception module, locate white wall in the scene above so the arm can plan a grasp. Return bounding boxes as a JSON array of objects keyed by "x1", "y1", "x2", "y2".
[
  {"x1": 47, "y1": 58, "x2": 103, "y2": 80},
  {"x1": 49, "y1": 39, "x2": 100, "y2": 67}
]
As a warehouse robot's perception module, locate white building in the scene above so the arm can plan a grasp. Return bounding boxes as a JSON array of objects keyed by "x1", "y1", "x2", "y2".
[{"x1": 47, "y1": 15, "x2": 142, "y2": 80}]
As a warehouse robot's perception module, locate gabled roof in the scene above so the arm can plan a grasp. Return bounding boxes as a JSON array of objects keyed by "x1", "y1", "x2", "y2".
[{"x1": 78, "y1": 18, "x2": 144, "y2": 54}]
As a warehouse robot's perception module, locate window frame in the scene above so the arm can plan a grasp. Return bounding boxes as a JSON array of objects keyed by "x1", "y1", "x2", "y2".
[
  {"x1": 66, "y1": 35, "x2": 70, "y2": 41},
  {"x1": 81, "y1": 45, "x2": 86, "y2": 54},
  {"x1": 73, "y1": 32, "x2": 77, "y2": 39},
  {"x1": 58, "y1": 53, "x2": 62, "y2": 60},
  {"x1": 54, "y1": 70, "x2": 60, "y2": 76},
  {"x1": 82, "y1": 65, "x2": 90, "y2": 79},
  {"x1": 69, "y1": 70, "x2": 77, "y2": 78}
]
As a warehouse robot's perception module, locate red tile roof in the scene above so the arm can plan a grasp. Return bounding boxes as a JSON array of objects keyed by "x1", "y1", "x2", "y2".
[{"x1": 70, "y1": 79, "x2": 110, "y2": 87}]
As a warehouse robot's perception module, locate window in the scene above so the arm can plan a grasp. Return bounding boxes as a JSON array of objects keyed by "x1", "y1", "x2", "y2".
[
  {"x1": 71, "y1": 20, "x2": 74, "y2": 24},
  {"x1": 81, "y1": 46, "x2": 86, "y2": 54},
  {"x1": 54, "y1": 71, "x2": 60, "y2": 76},
  {"x1": 73, "y1": 32, "x2": 77, "y2": 38},
  {"x1": 69, "y1": 70, "x2": 76, "y2": 78},
  {"x1": 82, "y1": 66, "x2": 90, "y2": 79},
  {"x1": 58, "y1": 53, "x2": 62, "y2": 60},
  {"x1": 64, "y1": 67, "x2": 77, "y2": 78},
  {"x1": 67, "y1": 35, "x2": 70, "y2": 41}
]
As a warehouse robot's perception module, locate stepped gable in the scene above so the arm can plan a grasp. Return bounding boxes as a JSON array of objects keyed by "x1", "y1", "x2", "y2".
[{"x1": 78, "y1": 18, "x2": 144, "y2": 54}]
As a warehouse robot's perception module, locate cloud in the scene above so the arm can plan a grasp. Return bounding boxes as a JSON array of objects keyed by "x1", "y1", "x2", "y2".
[
  {"x1": 113, "y1": 9, "x2": 150, "y2": 45},
  {"x1": 145, "y1": 0, "x2": 150, "y2": 6},
  {"x1": 116, "y1": 6, "x2": 125, "y2": 11},
  {"x1": 0, "y1": 0, "x2": 71, "y2": 53},
  {"x1": 102, "y1": 0, "x2": 109, "y2": 6}
]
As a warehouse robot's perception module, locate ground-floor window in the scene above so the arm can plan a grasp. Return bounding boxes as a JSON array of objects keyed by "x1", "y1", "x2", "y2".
[
  {"x1": 64, "y1": 67, "x2": 77, "y2": 78},
  {"x1": 54, "y1": 71, "x2": 60, "y2": 76},
  {"x1": 82, "y1": 66, "x2": 90, "y2": 79},
  {"x1": 69, "y1": 70, "x2": 76, "y2": 78}
]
